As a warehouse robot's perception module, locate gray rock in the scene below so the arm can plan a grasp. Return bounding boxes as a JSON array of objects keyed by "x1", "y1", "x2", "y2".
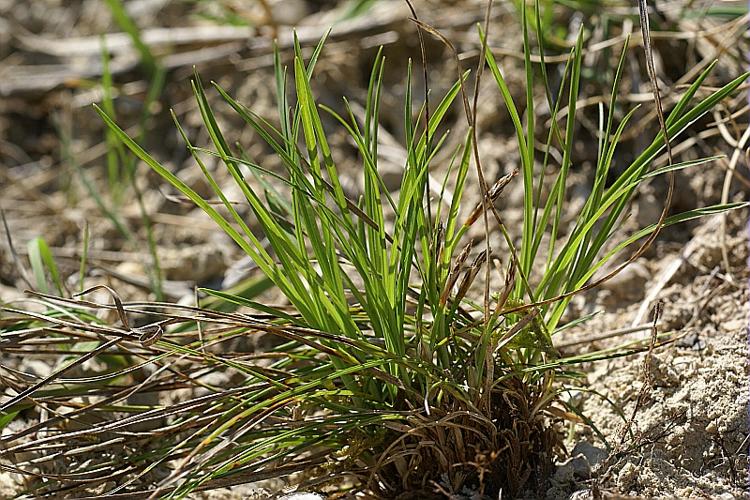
[
  {"x1": 599, "y1": 260, "x2": 650, "y2": 305},
  {"x1": 553, "y1": 441, "x2": 607, "y2": 485},
  {"x1": 554, "y1": 455, "x2": 591, "y2": 482},
  {"x1": 571, "y1": 441, "x2": 607, "y2": 467}
]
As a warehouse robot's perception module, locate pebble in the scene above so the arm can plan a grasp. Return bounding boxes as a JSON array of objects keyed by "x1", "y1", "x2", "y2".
[
  {"x1": 599, "y1": 260, "x2": 650, "y2": 304},
  {"x1": 571, "y1": 441, "x2": 607, "y2": 466},
  {"x1": 553, "y1": 441, "x2": 607, "y2": 485}
]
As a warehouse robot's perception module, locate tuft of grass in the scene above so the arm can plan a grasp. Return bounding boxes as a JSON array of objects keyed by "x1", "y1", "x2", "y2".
[{"x1": 1, "y1": 5, "x2": 748, "y2": 499}]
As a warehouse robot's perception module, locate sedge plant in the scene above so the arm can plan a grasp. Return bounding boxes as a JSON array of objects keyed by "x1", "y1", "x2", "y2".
[{"x1": 2, "y1": 5, "x2": 748, "y2": 498}]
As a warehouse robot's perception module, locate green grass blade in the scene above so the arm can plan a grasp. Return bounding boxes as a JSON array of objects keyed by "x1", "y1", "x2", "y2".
[
  {"x1": 27, "y1": 237, "x2": 63, "y2": 295},
  {"x1": 103, "y1": 0, "x2": 158, "y2": 76}
]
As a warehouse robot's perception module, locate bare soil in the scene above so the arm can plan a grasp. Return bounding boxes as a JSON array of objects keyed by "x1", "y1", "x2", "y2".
[{"x1": 547, "y1": 210, "x2": 749, "y2": 499}]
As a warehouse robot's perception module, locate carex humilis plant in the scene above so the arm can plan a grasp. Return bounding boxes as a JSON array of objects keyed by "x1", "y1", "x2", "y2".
[{"x1": 2, "y1": 1, "x2": 748, "y2": 498}]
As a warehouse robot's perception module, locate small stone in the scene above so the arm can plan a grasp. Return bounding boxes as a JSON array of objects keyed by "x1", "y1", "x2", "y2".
[
  {"x1": 554, "y1": 456, "x2": 592, "y2": 484},
  {"x1": 676, "y1": 331, "x2": 705, "y2": 350},
  {"x1": 705, "y1": 421, "x2": 718, "y2": 434},
  {"x1": 554, "y1": 442, "x2": 608, "y2": 486},
  {"x1": 571, "y1": 441, "x2": 607, "y2": 467},
  {"x1": 599, "y1": 260, "x2": 650, "y2": 305}
]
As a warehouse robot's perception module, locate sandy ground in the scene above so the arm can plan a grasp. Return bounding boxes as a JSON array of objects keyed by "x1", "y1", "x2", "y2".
[{"x1": 544, "y1": 210, "x2": 749, "y2": 499}]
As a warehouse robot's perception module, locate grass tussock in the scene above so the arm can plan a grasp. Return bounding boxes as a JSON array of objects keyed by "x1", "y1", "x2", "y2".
[{"x1": 1, "y1": 2, "x2": 748, "y2": 498}]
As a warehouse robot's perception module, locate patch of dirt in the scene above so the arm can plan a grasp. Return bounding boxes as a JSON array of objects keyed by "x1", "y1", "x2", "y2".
[{"x1": 548, "y1": 210, "x2": 749, "y2": 499}]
